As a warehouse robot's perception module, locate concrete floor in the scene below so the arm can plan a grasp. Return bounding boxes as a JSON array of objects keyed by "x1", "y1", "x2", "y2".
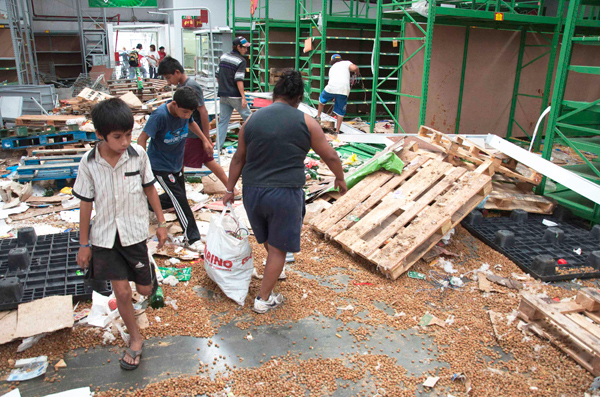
[{"x1": 3, "y1": 262, "x2": 514, "y2": 397}]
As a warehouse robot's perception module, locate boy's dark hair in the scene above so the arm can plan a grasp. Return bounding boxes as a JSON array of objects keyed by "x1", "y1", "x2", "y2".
[
  {"x1": 136, "y1": 43, "x2": 143, "y2": 49},
  {"x1": 173, "y1": 87, "x2": 199, "y2": 111},
  {"x1": 150, "y1": 44, "x2": 156, "y2": 50},
  {"x1": 157, "y1": 56, "x2": 184, "y2": 75},
  {"x1": 159, "y1": 46, "x2": 165, "y2": 50},
  {"x1": 91, "y1": 98, "x2": 134, "y2": 139},
  {"x1": 273, "y1": 69, "x2": 304, "y2": 101}
]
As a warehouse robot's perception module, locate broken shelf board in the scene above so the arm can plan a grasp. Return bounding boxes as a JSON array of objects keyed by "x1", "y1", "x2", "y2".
[
  {"x1": 311, "y1": 150, "x2": 493, "y2": 279},
  {"x1": 485, "y1": 181, "x2": 557, "y2": 214},
  {"x1": 418, "y1": 126, "x2": 542, "y2": 185},
  {"x1": 486, "y1": 134, "x2": 600, "y2": 205},
  {"x1": 518, "y1": 288, "x2": 600, "y2": 376},
  {"x1": 15, "y1": 115, "x2": 84, "y2": 126}
]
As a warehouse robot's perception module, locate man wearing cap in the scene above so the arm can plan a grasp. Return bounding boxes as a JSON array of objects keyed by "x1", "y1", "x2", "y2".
[
  {"x1": 316, "y1": 54, "x2": 359, "y2": 134},
  {"x1": 216, "y1": 36, "x2": 252, "y2": 149}
]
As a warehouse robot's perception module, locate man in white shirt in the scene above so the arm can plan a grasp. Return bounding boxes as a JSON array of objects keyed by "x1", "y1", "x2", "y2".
[
  {"x1": 147, "y1": 44, "x2": 159, "y2": 79},
  {"x1": 316, "y1": 54, "x2": 359, "y2": 133}
]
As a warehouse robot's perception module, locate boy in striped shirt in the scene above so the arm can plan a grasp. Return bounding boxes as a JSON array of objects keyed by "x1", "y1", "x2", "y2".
[{"x1": 74, "y1": 98, "x2": 167, "y2": 370}]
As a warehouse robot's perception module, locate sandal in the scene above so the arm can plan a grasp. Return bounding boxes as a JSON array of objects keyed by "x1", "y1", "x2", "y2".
[{"x1": 120, "y1": 344, "x2": 143, "y2": 370}]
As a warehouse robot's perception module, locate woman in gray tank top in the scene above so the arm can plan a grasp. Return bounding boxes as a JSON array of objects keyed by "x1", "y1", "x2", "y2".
[{"x1": 223, "y1": 69, "x2": 347, "y2": 314}]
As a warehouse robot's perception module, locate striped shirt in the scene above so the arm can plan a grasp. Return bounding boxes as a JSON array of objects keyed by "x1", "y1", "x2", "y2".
[
  {"x1": 216, "y1": 50, "x2": 246, "y2": 98},
  {"x1": 72, "y1": 143, "x2": 156, "y2": 249}
]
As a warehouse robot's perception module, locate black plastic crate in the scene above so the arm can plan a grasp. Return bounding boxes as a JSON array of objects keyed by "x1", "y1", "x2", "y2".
[
  {"x1": 0, "y1": 231, "x2": 112, "y2": 310},
  {"x1": 462, "y1": 209, "x2": 600, "y2": 282}
]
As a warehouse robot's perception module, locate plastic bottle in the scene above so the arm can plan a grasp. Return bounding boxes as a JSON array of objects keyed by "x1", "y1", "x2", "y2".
[{"x1": 150, "y1": 286, "x2": 165, "y2": 309}]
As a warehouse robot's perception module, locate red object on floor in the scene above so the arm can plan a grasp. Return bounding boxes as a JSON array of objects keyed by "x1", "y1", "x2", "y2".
[
  {"x1": 353, "y1": 281, "x2": 373, "y2": 286},
  {"x1": 557, "y1": 258, "x2": 568, "y2": 265},
  {"x1": 252, "y1": 98, "x2": 273, "y2": 108}
]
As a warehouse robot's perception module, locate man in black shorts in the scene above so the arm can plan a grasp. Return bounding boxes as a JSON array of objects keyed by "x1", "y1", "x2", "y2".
[{"x1": 74, "y1": 98, "x2": 168, "y2": 370}]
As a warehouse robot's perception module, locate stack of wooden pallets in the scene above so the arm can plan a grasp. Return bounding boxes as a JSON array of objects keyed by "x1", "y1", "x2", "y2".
[{"x1": 310, "y1": 141, "x2": 494, "y2": 279}]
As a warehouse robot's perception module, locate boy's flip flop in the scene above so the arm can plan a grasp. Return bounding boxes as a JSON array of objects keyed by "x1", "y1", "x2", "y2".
[{"x1": 120, "y1": 345, "x2": 143, "y2": 370}]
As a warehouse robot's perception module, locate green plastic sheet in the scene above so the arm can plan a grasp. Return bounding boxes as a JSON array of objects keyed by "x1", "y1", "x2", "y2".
[
  {"x1": 159, "y1": 267, "x2": 192, "y2": 281},
  {"x1": 343, "y1": 151, "x2": 404, "y2": 191},
  {"x1": 326, "y1": 151, "x2": 404, "y2": 193}
]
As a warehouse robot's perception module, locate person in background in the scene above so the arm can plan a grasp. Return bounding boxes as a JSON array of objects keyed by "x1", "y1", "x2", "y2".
[
  {"x1": 158, "y1": 46, "x2": 167, "y2": 63},
  {"x1": 316, "y1": 54, "x2": 359, "y2": 134},
  {"x1": 216, "y1": 36, "x2": 252, "y2": 150},
  {"x1": 147, "y1": 44, "x2": 159, "y2": 79},
  {"x1": 128, "y1": 43, "x2": 148, "y2": 79},
  {"x1": 74, "y1": 98, "x2": 168, "y2": 370},
  {"x1": 223, "y1": 69, "x2": 347, "y2": 314},
  {"x1": 120, "y1": 47, "x2": 129, "y2": 79}
]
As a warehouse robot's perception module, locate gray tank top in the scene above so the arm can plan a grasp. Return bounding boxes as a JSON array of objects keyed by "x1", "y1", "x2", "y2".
[{"x1": 242, "y1": 102, "x2": 311, "y2": 188}]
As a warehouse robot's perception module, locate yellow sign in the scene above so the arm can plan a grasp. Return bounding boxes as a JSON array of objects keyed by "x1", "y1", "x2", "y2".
[{"x1": 495, "y1": 12, "x2": 504, "y2": 21}]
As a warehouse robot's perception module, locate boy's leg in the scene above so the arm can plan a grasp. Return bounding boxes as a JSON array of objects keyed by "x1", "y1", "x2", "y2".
[
  {"x1": 204, "y1": 159, "x2": 229, "y2": 187},
  {"x1": 112, "y1": 280, "x2": 143, "y2": 366},
  {"x1": 154, "y1": 170, "x2": 200, "y2": 244},
  {"x1": 218, "y1": 98, "x2": 234, "y2": 149},
  {"x1": 317, "y1": 103, "x2": 324, "y2": 119}
]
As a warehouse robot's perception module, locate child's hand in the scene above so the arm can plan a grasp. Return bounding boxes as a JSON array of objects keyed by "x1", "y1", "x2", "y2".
[
  {"x1": 77, "y1": 247, "x2": 91, "y2": 269},
  {"x1": 157, "y1": 227, "x2": 167, "y2": 249}
]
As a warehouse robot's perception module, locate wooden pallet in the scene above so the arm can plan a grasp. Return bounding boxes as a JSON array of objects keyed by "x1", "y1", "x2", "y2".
[
  {"x1": 417, "y1": 126, "x2": 542, "y2": 185},
  {"x1": 485, "y1": 181, "x2": 557, "y2": 214},
  {"x1": 310, "y1": 150, "x2": 493, "y2": 279},
  {"x1": 15, "y1": 115, "x2": 84, "y2": 127},
  {"x1": 518, "y1": 288, "x2": 600, "y2": 376}
]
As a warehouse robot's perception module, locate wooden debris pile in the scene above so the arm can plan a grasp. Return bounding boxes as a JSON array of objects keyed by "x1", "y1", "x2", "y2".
[
  {"x1": 107, "y1": 78, "x2": 170, "y2": 101},
  {"x1": 518, "y1": 287, "x2": 600, "y2": 376},
  {"x1": 417, "y1": 126, "x2": 556, "y2": 214}
]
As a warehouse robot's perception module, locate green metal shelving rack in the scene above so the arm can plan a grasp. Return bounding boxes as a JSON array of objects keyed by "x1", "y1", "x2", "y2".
[
  {"x1": 536, "y1": 0, "x2": 600, "y2": 224},
  {"x1": 296, "y1": 0, "x2": 404, "y2": 119}
]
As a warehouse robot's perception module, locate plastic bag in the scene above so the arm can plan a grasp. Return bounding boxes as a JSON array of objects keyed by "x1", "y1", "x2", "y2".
[
  {"x1": 204, "y1": 205, "x2": 253, "y2": 306},
  {"x1": 333, "y1": 151, "x2": 404, "y2": 192},
  {"x1": 411, "y1": 0, "x2": 429, "y2": 17}
]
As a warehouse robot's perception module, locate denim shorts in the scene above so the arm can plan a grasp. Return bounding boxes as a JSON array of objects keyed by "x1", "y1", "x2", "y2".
[{"x1": 319, "y1": 90, "x2": 348, "y2": 117}]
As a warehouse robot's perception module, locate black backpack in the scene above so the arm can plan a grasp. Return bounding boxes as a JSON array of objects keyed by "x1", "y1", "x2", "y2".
[{"x1": 128, "y1": 51, "x2": 140, "y2": 67}]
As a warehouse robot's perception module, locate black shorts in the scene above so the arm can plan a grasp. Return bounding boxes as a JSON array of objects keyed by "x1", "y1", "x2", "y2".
[
  {"x1": 243, "y1": 186, "x2": 305, "y2": 253},
  {"x1": 91, "y1": 233, "x2": 152, "y2": 286}
]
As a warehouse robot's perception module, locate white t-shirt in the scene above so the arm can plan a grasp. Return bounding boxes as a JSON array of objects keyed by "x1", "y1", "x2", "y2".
[
  {"x1": 324, "y1": 60, "x2": 353, "y2": 97},
  {"x1": 148, "y1": 51, "x2": 159, "y2": 67}
]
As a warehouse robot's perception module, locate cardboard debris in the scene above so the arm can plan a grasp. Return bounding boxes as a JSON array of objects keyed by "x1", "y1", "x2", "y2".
[
  {"x1": 54, "y1": 359, "x2": 67, "y2": 371},
  {"x1": 477, "y1": 272, "x2": 507, "y2": 294},
  {"x1": 486, "y1": 273, "x2": 523, "y2": 290},
  {"x1": 0, "y1": 310, "x2": 18, "y2": 345},
  {"x1": 119, "y1": 91, "x2": 144, "y2": 108},
  {"x1": 14, "y1": 295, "x2": 74, "y2": 339},
  {"x1": 202, "y1": 174, "x2": 227, "y2": 195},
  {"x1": 419, "y1": 313, "x2": 446, "y2": 328},
  {"x1": 0, "y1": 182, "x2": 33, "y2": 207},
  {"x1": 488, "y1": 310, "x2": 504, "y2": 341},
  {"x1": 423, "y1": 376, "x2": 440, "y2": 388}
]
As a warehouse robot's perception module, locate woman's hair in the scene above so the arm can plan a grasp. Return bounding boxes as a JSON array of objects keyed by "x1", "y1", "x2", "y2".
[{"x1": 273, "y1": 69, "x2": 304, "y2": 102}]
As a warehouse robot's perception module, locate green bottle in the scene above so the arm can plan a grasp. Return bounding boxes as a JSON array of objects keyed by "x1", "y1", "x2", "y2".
[{"x1": 150, "y1": 286, "x2": 165, "y2": 309}]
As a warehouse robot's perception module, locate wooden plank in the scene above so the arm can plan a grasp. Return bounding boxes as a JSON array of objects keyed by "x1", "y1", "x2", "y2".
[
  {"x1": 336, "y1": 160, "x2": 454, "y2": 249},
  {"x1": 31, "y1": 146, "x2": 91, "y2": 156},
  {"x1": 521, "y1": 293, "x2": 600, "y2": 354},
  {"x1": 324, "y1": 156, "x2": 429, "y2": 239},
  {"x1": 310, "y1": 171, "x2": 394, "y2": 233},
  {"x1": 521, "y1": 316, "x2": 600, "y2": 376},
  {"x1": 566, "y1": 313, "x2": 600, "y2": 339},
  {"x1": 418, "y1": 126, "x2": 541, "y2": 185},
  {"x1": 370, "y1": 170, "x2": 492, "y2": 277},
  {"x1": 17, "y1": 162, "x2": 79, "y2": 171},
  {"x1": 579, "y1": 288, "x2": 600, "y2": 312},
  {"x1": 342, "y1": 166, "x2": 467, "y2": 257},
  {"x1": 10, "y1": 203, "x2": 80, "y2": 221}
]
